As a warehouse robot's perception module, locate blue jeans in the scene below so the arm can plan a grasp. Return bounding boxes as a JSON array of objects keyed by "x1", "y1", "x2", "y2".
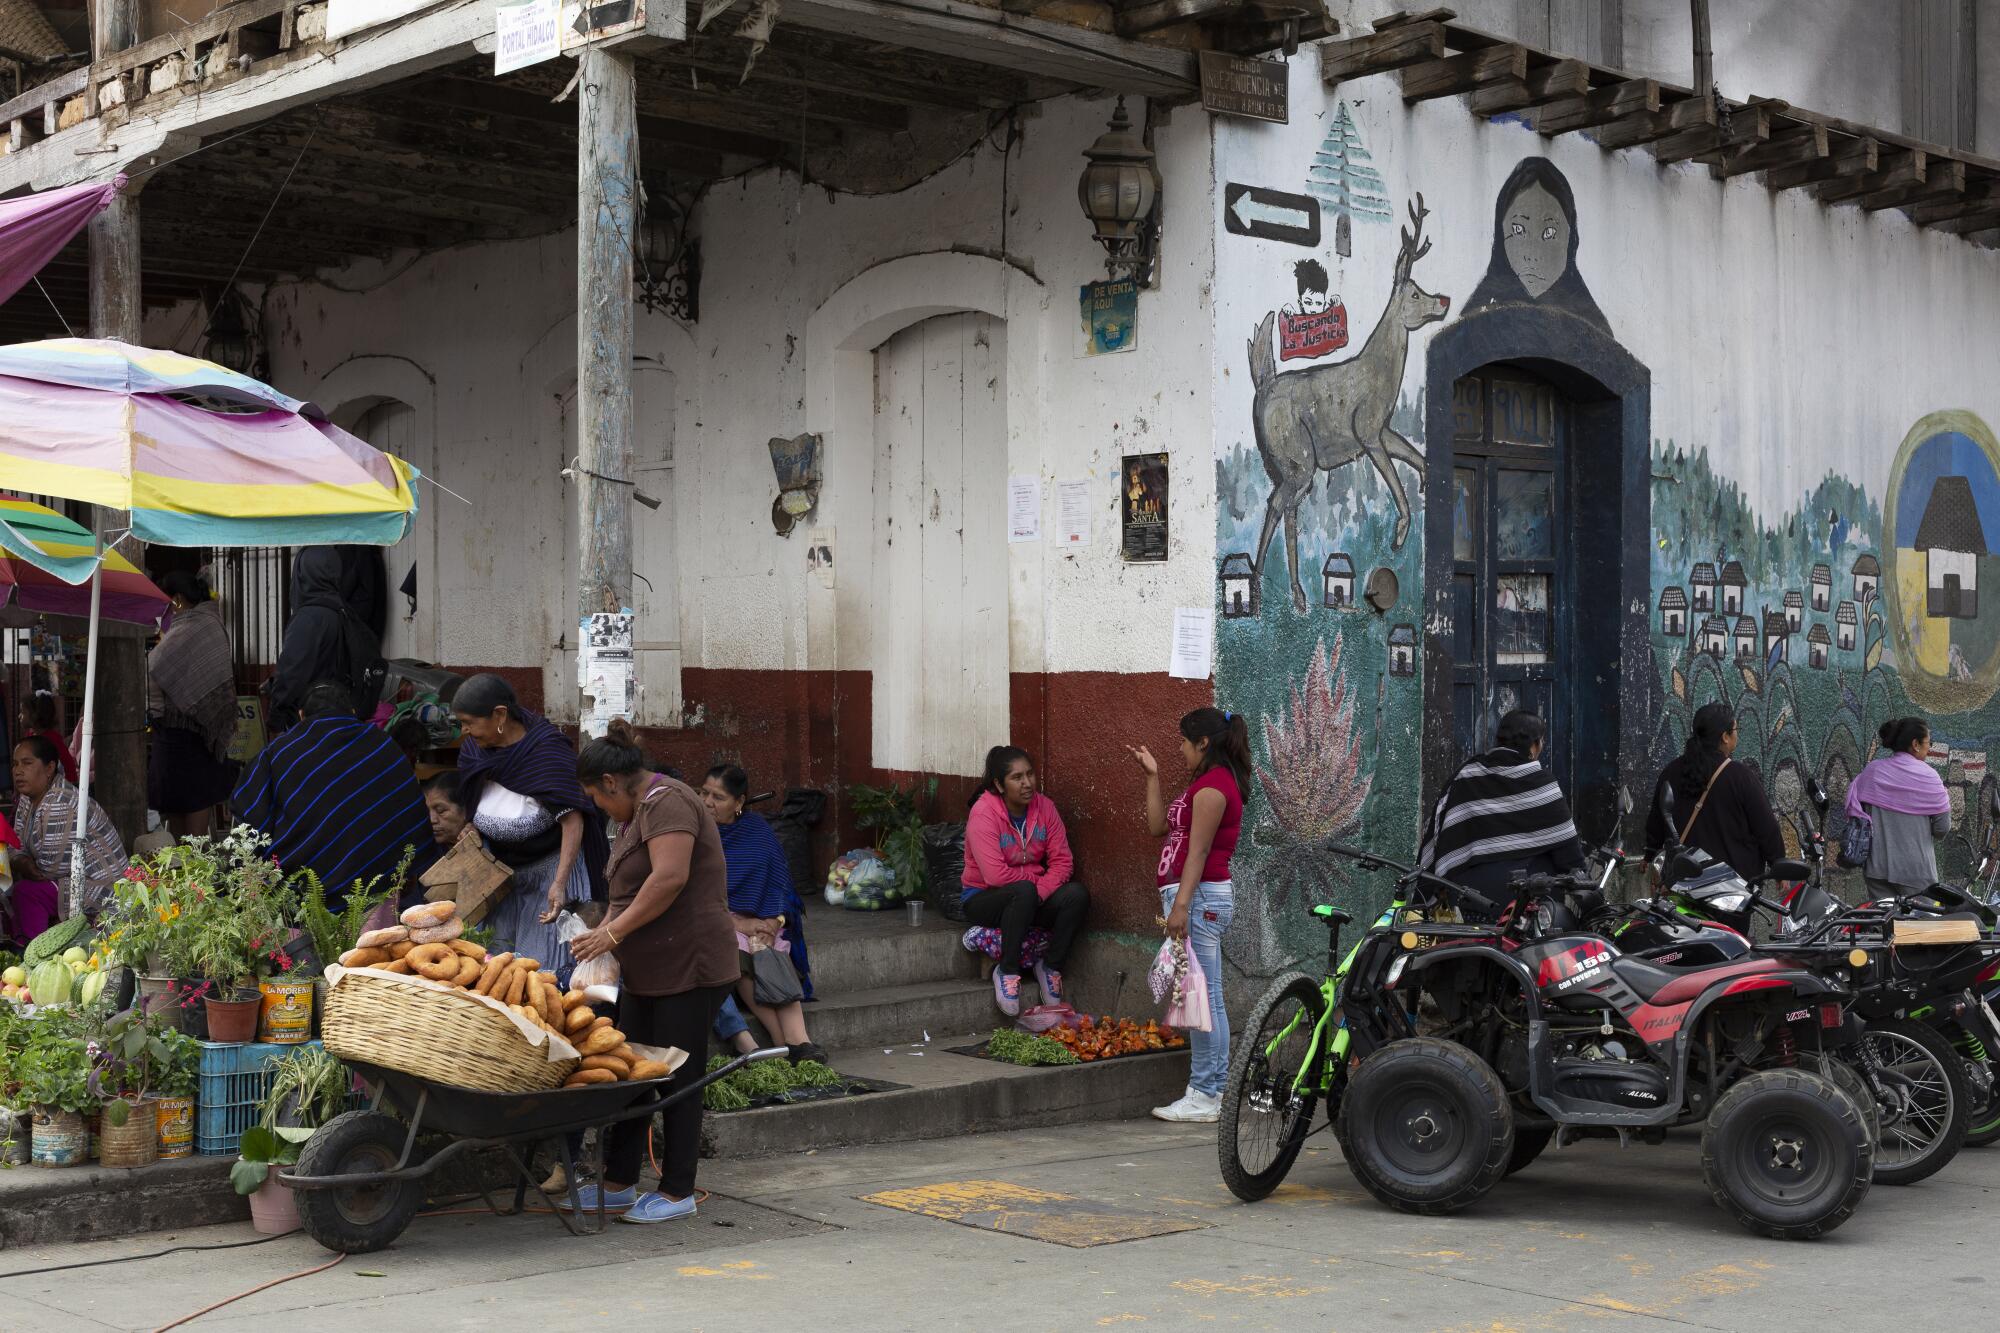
[
  {"x1": 715, "y1": 994, "x2": 750, "y2": 1042},
  {"x1": 1162, "y1": 881, "x2": 1233, "y2": 1096}
]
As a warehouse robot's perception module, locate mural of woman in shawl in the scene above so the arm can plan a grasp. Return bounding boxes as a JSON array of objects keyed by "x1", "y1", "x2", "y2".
[{"x1": 1462, "y1": 157, "x2": 1608, "y2": 332}]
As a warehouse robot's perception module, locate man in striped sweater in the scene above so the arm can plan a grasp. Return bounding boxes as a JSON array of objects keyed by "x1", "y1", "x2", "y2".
[{"x1": 1418, "y1": 711, "x2": 1585, "y2": 923}]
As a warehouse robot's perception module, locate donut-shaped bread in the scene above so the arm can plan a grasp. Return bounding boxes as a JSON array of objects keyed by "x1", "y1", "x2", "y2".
[
  {"x1": 562, "y1": 989, "x2": 590, "y2": 1012},
  {"x1": 447, "y1": 939, "x2": 487, "y2": 960},
  {"x1": 563, "y1": 1006, "x2": 596, "y2": 1035},
  {"x1": 451, "y1": 954, "x2": 483, "y2": 987},
  {"x1": 408, "y1": 943, "x2": 460, "y2": 981},
  {"x1": 564, "y1": 1068, "x2": 617, "y2": 1086},
  {"x1": 338, "y1": 947, "x2": 390, "y2": 968},
  {"x1": 579, "y1": 1055, "x2": 630, "y2": 1078},
  {"x1": 408, "y1": 918, "x2": 464, "y2": 944},
  {"x1": 388, "y1": 941, "x2": 414, "y2": 960},
  {"x1": 500, "y1": 968, "x2": 528, "y2": 1007},
  {"x1": 380, "y1": 958, "x2": 415, "y2": 975},
  {"x1": 355, "y1": 926, "x2": 409, "y2": 950},
  {"x1": 400, "y1": 901, "x2": 456, "y2": 928},
  {"x1": 579, "y1": 1027, "x2": 625, "y2": 1056},
  {"x1": 628, "y1": 1060, "x2": 672, "y2": 1081}
]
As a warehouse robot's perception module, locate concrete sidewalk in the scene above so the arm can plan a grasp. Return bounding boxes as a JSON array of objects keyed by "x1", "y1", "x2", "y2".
[{"x1": 1, "y1": 1116, "x2": 1992, "y2": 1331}]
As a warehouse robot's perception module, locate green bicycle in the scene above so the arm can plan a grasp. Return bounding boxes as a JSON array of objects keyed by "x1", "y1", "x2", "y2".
[{"x1": 1219, "y1": 843, "x2": 1482, "y2": 1201}]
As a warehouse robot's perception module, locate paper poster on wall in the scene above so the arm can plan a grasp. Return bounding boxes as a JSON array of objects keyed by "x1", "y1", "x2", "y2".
[
  {"x1": 1055, "y1": 479, "x2": 1093, "y2": 546},
  {"x1": 1169, "y1": 607, "x2": 1213, "y2": 680},
  {"x1": 1121, "y1": 453, "x2": 1168, "y2": 562},
  {"x1": 227, "y1": 696, "x2": 267, "y2": 766},
  {"x1": 495, "y1": 0, "x2": 562, "y2": 72},
  {"x1": 1008, "y1": 476, "x2": 1041, "y2": 543},
  {"x1": 807, "y1": 528, "x2": 836, "y2": 589},
  {"x1": 1079, "y1": 278, "x2": 1138, "y2": 356}
]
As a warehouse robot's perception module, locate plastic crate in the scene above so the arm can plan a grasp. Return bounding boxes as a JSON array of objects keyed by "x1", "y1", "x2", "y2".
[{"x1": 195, "y1": 1039, "x2": 328, "y2": 1156}]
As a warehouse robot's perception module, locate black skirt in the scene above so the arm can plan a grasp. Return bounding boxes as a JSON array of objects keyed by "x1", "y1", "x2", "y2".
[{"x1": 148, "y1": 723, "x2": 239, "y2": 814}]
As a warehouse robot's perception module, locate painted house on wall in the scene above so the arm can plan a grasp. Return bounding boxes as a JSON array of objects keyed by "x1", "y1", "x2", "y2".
[
  {"x1": 1734, "y1": 616, "x2": 1759, "y2": 660},
  {"x1": 1808, "y1": 623, "x2": 1831, "y2": 669},
  {"x1": 1690, "y1": 562, "x2": 1717, "y2": 612},
  {"x1": 1388, "y1": 625, "x2": 1416, "y2": 676},
  {"x1": 1700, "y1": 616, "x2": 1728, "y2": 658},
  {"x1": 1916, "y1": 476, "x2": 1987, "y2": 620},
  {"x1": 1659, "y1": 586, "x2": 1687, "y2": 636},
  {"x1": 1720, "y1": 562, "x2": 1748, "y2": 616},
  {"x1": 1220, "y1": 553, "x2": 1256, "y2": 618},
  {"x1": 1837, "y1": 601, "x2": 1858, "y2": 650},
  {"x1": 1811, "y1": 564, "x2": 1832, "y2": 612},
  {"x1": 1854, "y1": 555, "x2": 1882, "y2": 602},
  {"x1": 1783, "y1": 590, "x2": 1804, "y2": 632},
  {"x1": 1323, "y1": 552, "x2": 1355, "y2": 608},
  {"x1": 1762, "y1": 610, "x2": 1790, "y2": 664}
]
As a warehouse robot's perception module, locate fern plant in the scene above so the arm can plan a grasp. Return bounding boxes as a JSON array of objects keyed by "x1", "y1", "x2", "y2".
[
  {"x1": 296, "y1": 847, "x2": 414, "y2": 974},
  {"x1": 848, "y1": 778, "x2": 935, "y2": 900}
]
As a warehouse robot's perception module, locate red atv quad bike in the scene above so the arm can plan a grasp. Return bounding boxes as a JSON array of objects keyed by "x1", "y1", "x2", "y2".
[{"x1": 1333, "y1": 868, "x2": 1875, "y2": 1239}]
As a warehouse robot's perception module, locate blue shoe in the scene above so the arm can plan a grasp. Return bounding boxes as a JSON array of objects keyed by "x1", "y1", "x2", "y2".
[
  {"x1": 620, "y1": 1192, "x2": 698, "y2": 1224},
  {"x1": 994, "y1": 970, "x2": 1022, "y2": 1017},
  {"x1": 557, "y1": 1183, "x2": 635, "y2": 1213},
  {"x1": 1033, "y1": 962, "x2": 1064, "y2": 1004}
]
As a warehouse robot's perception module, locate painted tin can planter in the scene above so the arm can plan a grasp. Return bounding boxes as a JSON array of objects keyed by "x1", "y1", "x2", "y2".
[
  {"x1": 99, "y1": 1098, "x2": 158, "y2": 1169},
  {"x1": 30, "y1": 1108, "x2": 87, "y2": 1166},
  {"x1": 155, "y1": 1095, "x2": 194, "y2": 1158},
  {"x1": 258, "y1": 980, "x2": 313, "y2": 1044}
]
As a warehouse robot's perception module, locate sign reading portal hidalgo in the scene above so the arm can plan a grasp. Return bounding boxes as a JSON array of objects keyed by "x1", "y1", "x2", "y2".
[
  {"x1": 495, "y1": 0, "x2": 561, "y2": 72},
  {"x1": 1199, "y1": 51, "x2": 1288, "y2": 124}
]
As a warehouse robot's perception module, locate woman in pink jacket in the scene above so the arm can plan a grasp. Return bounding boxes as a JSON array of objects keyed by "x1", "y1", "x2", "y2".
[{"x1": 961, "y1": 746, "x2": 1088, "y2": 1016}]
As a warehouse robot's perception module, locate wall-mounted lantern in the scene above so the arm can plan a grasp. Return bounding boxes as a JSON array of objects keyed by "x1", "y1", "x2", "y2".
[
  {"x1": 203, "y1": 287, "x2": 261, "y2": 378},
  {"x1": 1078, "y1": 97, "x2": 1162, "y2": 289},
  {"x1": 768, "y1": 432, "x2": 822, "y2": 537},
  {"x1": 635, "y1": 185, "x2": 699, "y2": 323}
]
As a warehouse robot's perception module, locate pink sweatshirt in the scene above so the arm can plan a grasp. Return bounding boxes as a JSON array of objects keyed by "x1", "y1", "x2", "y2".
[{"x1": 961, "y1": 790, "x2": 1074, "y2": 901}]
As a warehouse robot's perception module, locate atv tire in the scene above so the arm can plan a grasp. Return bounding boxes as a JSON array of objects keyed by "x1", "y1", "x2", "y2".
[
  {"x1": 1805, "y1": 1053, "x2": 1880, "y2": 1146},
  {"x1": 1701, "y1": 1068, "x2": 1872, "y2": 1240},
  {"x1": 1335, "y1": 1037, "x2": 1512, "y2": 1215},
  {"x1": 1505, "y1": 1125, "x2": 1555, "y2": 1176}
]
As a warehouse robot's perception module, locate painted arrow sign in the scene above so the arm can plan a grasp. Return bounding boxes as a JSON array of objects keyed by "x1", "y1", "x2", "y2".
[{"x1": 1223, "y1": 183, "x2": 1321, "y2": 247}]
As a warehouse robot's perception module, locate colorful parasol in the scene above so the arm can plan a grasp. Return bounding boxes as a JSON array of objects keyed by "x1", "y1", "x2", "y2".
[
  {"x1": 0, "y1": 495, "x2": 168, "y2": 625},
  {"x1": 0, "y1": 338, "x2": 419, "y2": 552},
  {"x1": 0, "y1": 178, "x2": 124, "y2": 309}
]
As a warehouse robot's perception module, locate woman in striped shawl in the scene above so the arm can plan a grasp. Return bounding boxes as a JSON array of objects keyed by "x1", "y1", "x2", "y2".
[{"x1": 1418, "y1": 710, "x2": 1583, "y2": 922}]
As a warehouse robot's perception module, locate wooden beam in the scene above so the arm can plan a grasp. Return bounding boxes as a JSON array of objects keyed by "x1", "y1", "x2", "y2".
[
  {"x1": 1816, "y1": 147, "x2": 1924, "y2": 203},
  {"x1": 1651, "y1": 101, "x2": 1769, "y2": 165},
  {"x1": 1762, "y1": 134, "x2": 1876, "y2": 192},
  {"x1": 778, "y1": 0, "x2": 1197, "y2": 98},
  {"x1": 1908, "y1": 179, "x2": 2000, "y2": 226},
  {"x1": 1466, "y1": 57, "x2": 1587, "y2": 117},
  {"x1": 1590, "y1": 93, "x2": 1712, "y2": 151},
  {"x1": 414, "y1": 77, "x2": 798, "y2": 160},
  {"x1": 1534, "y1": 77, "x2": 1657, "y2": 137},
  {"x1": 1370, "y1": 7, "x2": 1456, "y2": 29},
  {"x1": 643, "y1": 40, "x2": 1007, "y2": 112},
  {"x1": 1319, "y1": 20, "x2": 1444, "y2": 86},
  {"x1": 1397, "y1": 43, "x2": 1525, "y2": 103},
  {"x1": 1710, "y1": 120, "x2": 1827, "y2": 178},
  {"x1": 1861, "y1": 157, "x2": 1964, "y2": 210}
]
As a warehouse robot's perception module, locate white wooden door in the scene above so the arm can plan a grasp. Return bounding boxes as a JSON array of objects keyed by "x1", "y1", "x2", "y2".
[
  {"x1": 556, "y1": 363, "x2": 680, "y2": 725},
  {"x1": 351, "y1": 399, "x2": 432, "y2": 662},
  {"x1": 870, "y1": 312, "x2": 1008, "y2": 776}
]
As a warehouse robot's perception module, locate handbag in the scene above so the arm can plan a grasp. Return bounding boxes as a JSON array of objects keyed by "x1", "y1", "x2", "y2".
[
  {"x1": 751, "y1": 947, "x2": 804, "y2": 1006},
  {"x1": 1838, "y1": 813, "x2": 1873, "y2": 870}
]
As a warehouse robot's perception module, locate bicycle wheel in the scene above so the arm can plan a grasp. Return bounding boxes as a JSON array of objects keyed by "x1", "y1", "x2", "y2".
[
  {"x1": 1219, "y1": 972, "x2": 1329, "y2": 1202},
  {"x1": 1867, "y1": 1017, "x2": 1970, "y2": 1186}
]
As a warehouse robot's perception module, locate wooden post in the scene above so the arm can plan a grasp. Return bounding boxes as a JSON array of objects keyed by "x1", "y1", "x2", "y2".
[
  {"x1": 575, "y1": 46, "x2": 637, "y2": 734},
  {"x1": 86, "y1": 184, "x2": 149, "y2": 848}
]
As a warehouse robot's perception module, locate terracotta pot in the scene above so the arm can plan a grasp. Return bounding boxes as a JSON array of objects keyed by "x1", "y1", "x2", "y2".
[
  {"x1": 155, "y1": 1095, "x2": 194, "y2": 1159},
  {"x1": 29, "y1": 1108, "x2": 86, "y2": 1167},
  {"x1": 98, "y1": 1097, "x2": 157, "y2": 1169},
  {"x1": 205, "y1": 992, "x2": 261, "y2": 1044},
  {"x1": 247, "y1": 1176, "x2": 301, "y2": 1235}
]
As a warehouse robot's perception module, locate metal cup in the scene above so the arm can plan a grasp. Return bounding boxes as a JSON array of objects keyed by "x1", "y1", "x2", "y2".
[{"x1": 906, "y1": 899, "x2": 925, "y2": 928}]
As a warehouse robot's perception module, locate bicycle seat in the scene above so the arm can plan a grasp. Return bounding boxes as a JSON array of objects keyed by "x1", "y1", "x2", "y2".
[
  {"x1": 1608, "y1": 955, "x2": 1784, "y2": 1006},
  {"x1": 1310, "y1": 905, "x2": 1353, "y2": 925}
]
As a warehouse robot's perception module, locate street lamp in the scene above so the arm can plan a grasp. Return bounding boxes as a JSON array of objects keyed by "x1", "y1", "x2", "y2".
[
  {"x1": 634, "y1": 189, "x2": 698, "y2": 322},
  {"x1": 1077, "y1": 97, "x2": 1161, "y2": 288},
  {"x1": 204, "y1": 290, "x2": 259, "y2": 376}
]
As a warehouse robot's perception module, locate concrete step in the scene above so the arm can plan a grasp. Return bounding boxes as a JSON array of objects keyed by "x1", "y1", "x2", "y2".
[
  {"x1": 702, "y1": 1035, "x2": 1191, "y2": 1159},
  {"x1": 799, "y1": 910, "x2": 978, "y2": 994},
  {"x1": 797, "y1": 978, "x2": 1004, "y2": 1052}
]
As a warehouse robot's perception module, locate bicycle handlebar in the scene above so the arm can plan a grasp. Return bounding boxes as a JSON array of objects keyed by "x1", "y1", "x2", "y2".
[{"x1": 1323, "y1": 841, "x2": 1497, "y2": 916}]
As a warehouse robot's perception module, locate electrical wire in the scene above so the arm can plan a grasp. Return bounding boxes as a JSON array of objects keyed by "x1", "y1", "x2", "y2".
[
  {"x1": 0, "y1": 1231, "x2": 291, "y2": 1283},
  {"x1": 153, "y1": 1252, "x2": 344, "y2": 1332}
]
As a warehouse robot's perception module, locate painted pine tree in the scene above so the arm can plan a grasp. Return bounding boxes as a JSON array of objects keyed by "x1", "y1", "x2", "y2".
[{"x1": 1308, "y1": 102, "x2": 1391, "y2": 256}]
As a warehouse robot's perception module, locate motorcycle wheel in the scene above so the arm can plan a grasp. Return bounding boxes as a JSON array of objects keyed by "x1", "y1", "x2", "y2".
[
  {"x1": 1335, "y1": 1037, "x2": 1513, "y2": 1215},
  {"x1": 1219, "y1": 973, "x2": 1328, "y2": 1202},
  {"x1": 1805, "y1": 1053, "x2": 1880, "y2": 1145},
  {"x1": 1866, "y1": 1017, "x2": 1970, "y2": 1186},
  {"x1": 1957, "y1": 1045, "x2": 2000, "y2": 1147},
  {"x1": 1701, "y1": 1068, "x2": 1872, "y2": 1240},
  {"x1": 1505, "y1": 1125, "x2": 1555, "y2": 1176}
]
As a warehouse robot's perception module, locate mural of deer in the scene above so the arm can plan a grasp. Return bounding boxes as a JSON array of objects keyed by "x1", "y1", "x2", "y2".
[{"x1": 1248, "y1": 195, "x2": 1450, "y2": 613}]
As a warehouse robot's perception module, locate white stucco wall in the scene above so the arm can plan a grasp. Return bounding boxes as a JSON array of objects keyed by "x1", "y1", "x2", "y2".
[{"x1": 220, "y1": 93, "x2": 1217, "y2": 721}]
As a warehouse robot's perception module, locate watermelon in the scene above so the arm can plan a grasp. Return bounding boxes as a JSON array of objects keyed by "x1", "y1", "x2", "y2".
[
  {"x1": 29, "y1": 959, "x2": 73, "y2": 1006},
  {"x1": 23, "y1": 917, "x2": 88, "y2": 967}
]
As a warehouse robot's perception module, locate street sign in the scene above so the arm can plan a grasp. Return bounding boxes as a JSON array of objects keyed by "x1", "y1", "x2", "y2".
[
  {"x1": 1223, "y1": 182, "x2": 1320, "y2": 247},
  {"x1": 495, "y1": 0, "x2": 562, "y2": 73},
  {"x1": 1199, "y1": 51, "x2": 1288, "y2": 124},
  {"x1": 560, "y1": 0, "x2": 684, "y2": 52}
]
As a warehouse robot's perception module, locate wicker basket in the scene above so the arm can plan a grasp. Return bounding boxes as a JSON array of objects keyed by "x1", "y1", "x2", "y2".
[{"x1": 323, "y1": 969, "x2": 578, "y2": 1093}]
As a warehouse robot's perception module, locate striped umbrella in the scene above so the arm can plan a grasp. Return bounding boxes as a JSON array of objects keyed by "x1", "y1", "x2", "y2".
[{"x1": 0, "y1": 494, "x2": 168, "y2": 625}]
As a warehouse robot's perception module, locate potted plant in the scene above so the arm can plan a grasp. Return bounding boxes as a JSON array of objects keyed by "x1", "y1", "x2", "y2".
[
  {"x1": 87, "y1": 1007, "x2": 186, "y2": 1168},
  {"x1": 15, "y1": 1033, "x2": 92, "y2": 1166},
  {"x1": 152, "y1": 1024, "x2": 199, "y2": 1159},
  {"x1": 232, "y1": 1125, "x2": 313, "y2": 1234},
  {"x1": 294, "y1": 858, "x2": 406, "y2": 1038},
  {"x1": 145, "y1": 829, "x2": 301, "y2": 1043},
  {"x1": 261, "y1": 1044, "x2": 350, "y2": 1131}
]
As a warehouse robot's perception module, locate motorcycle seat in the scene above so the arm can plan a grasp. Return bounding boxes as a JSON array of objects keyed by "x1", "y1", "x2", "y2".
[{"x1": 1608, "y1": 956, "x2": 1785, "y2": 1006}]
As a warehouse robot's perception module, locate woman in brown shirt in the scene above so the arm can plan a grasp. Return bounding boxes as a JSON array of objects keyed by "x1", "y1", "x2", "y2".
[{"x1": 568, "y1": 722, "x2": 738, "y2": 1224}]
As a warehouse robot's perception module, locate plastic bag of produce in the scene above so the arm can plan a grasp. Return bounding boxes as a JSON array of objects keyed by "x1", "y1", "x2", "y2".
[
  {"x1": 839, "y1": 854, "x2": 903, "y2": 911},
  {"x1": 823, "y1": 849, "x2": 875, "y2": 907}
]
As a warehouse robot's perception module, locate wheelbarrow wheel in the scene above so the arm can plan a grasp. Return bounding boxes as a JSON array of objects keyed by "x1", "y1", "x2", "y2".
[{"x1": 294, "y1": 1110, "x2": 423, "y2": 1254}]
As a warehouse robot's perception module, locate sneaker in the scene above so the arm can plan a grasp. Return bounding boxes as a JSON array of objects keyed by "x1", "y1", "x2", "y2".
[
  {"x1": 619, "y1": 1192, "x2": 698, "y2": 1224},
  {"x1": 1151, "y1": 1089, "x2": 1222, "y2": 1123},
  {"x1": 994, "y1": 970, "x2": 1023, "y2": 1017},
  {"x1": 556, "y1": 1182, "x2": 635, "y2": 1213},
  {"x1": 1033, "y1": 962, "x2": 1064, "y2": 1004},
  {"x1": 788, "y1": 1041, "x2": 829, "y2": 1067}
]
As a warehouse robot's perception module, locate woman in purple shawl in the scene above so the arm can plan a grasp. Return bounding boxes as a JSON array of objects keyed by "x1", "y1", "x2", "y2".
[
  {"x1": 451, "y1": 675, "x2": 609, "y2": 973},
  {"x1": 1847, "y1": 717, "x2": 1952, "y2": 897}
]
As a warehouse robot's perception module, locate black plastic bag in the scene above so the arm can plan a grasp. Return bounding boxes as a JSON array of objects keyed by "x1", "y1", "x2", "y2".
[{"x1": 921, "y1": 822, "x2": 968, "y2": 922}]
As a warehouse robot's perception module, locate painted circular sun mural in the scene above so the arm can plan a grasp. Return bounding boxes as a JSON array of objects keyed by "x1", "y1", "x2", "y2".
[{"x1": 1883, "y1": 409, "x2": 2000, "y2": 714}]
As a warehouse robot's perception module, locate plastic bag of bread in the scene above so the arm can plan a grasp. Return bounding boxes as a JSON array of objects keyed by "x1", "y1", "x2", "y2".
[{"x1": 556, "y1": 909, "x2": 621, "y2": 993}]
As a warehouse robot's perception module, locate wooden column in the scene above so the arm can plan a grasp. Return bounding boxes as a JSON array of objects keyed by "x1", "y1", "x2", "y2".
[
  {"x1": 575, "y1": 46, "x2": 637, "y2": 733},
  {"x1": 86, "y1": 187, "x2": 149, "y2": 847}
]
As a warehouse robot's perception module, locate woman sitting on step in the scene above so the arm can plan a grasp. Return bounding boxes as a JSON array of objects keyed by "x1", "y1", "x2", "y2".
[{"x1": 960, "y1": 746, "x2": 1087, "y2": 1018}]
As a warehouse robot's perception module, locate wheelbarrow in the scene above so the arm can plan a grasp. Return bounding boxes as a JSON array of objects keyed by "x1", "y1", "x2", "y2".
[{"x1": 279, "y1": 1048, "x2": 789, "y2": 1253}]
